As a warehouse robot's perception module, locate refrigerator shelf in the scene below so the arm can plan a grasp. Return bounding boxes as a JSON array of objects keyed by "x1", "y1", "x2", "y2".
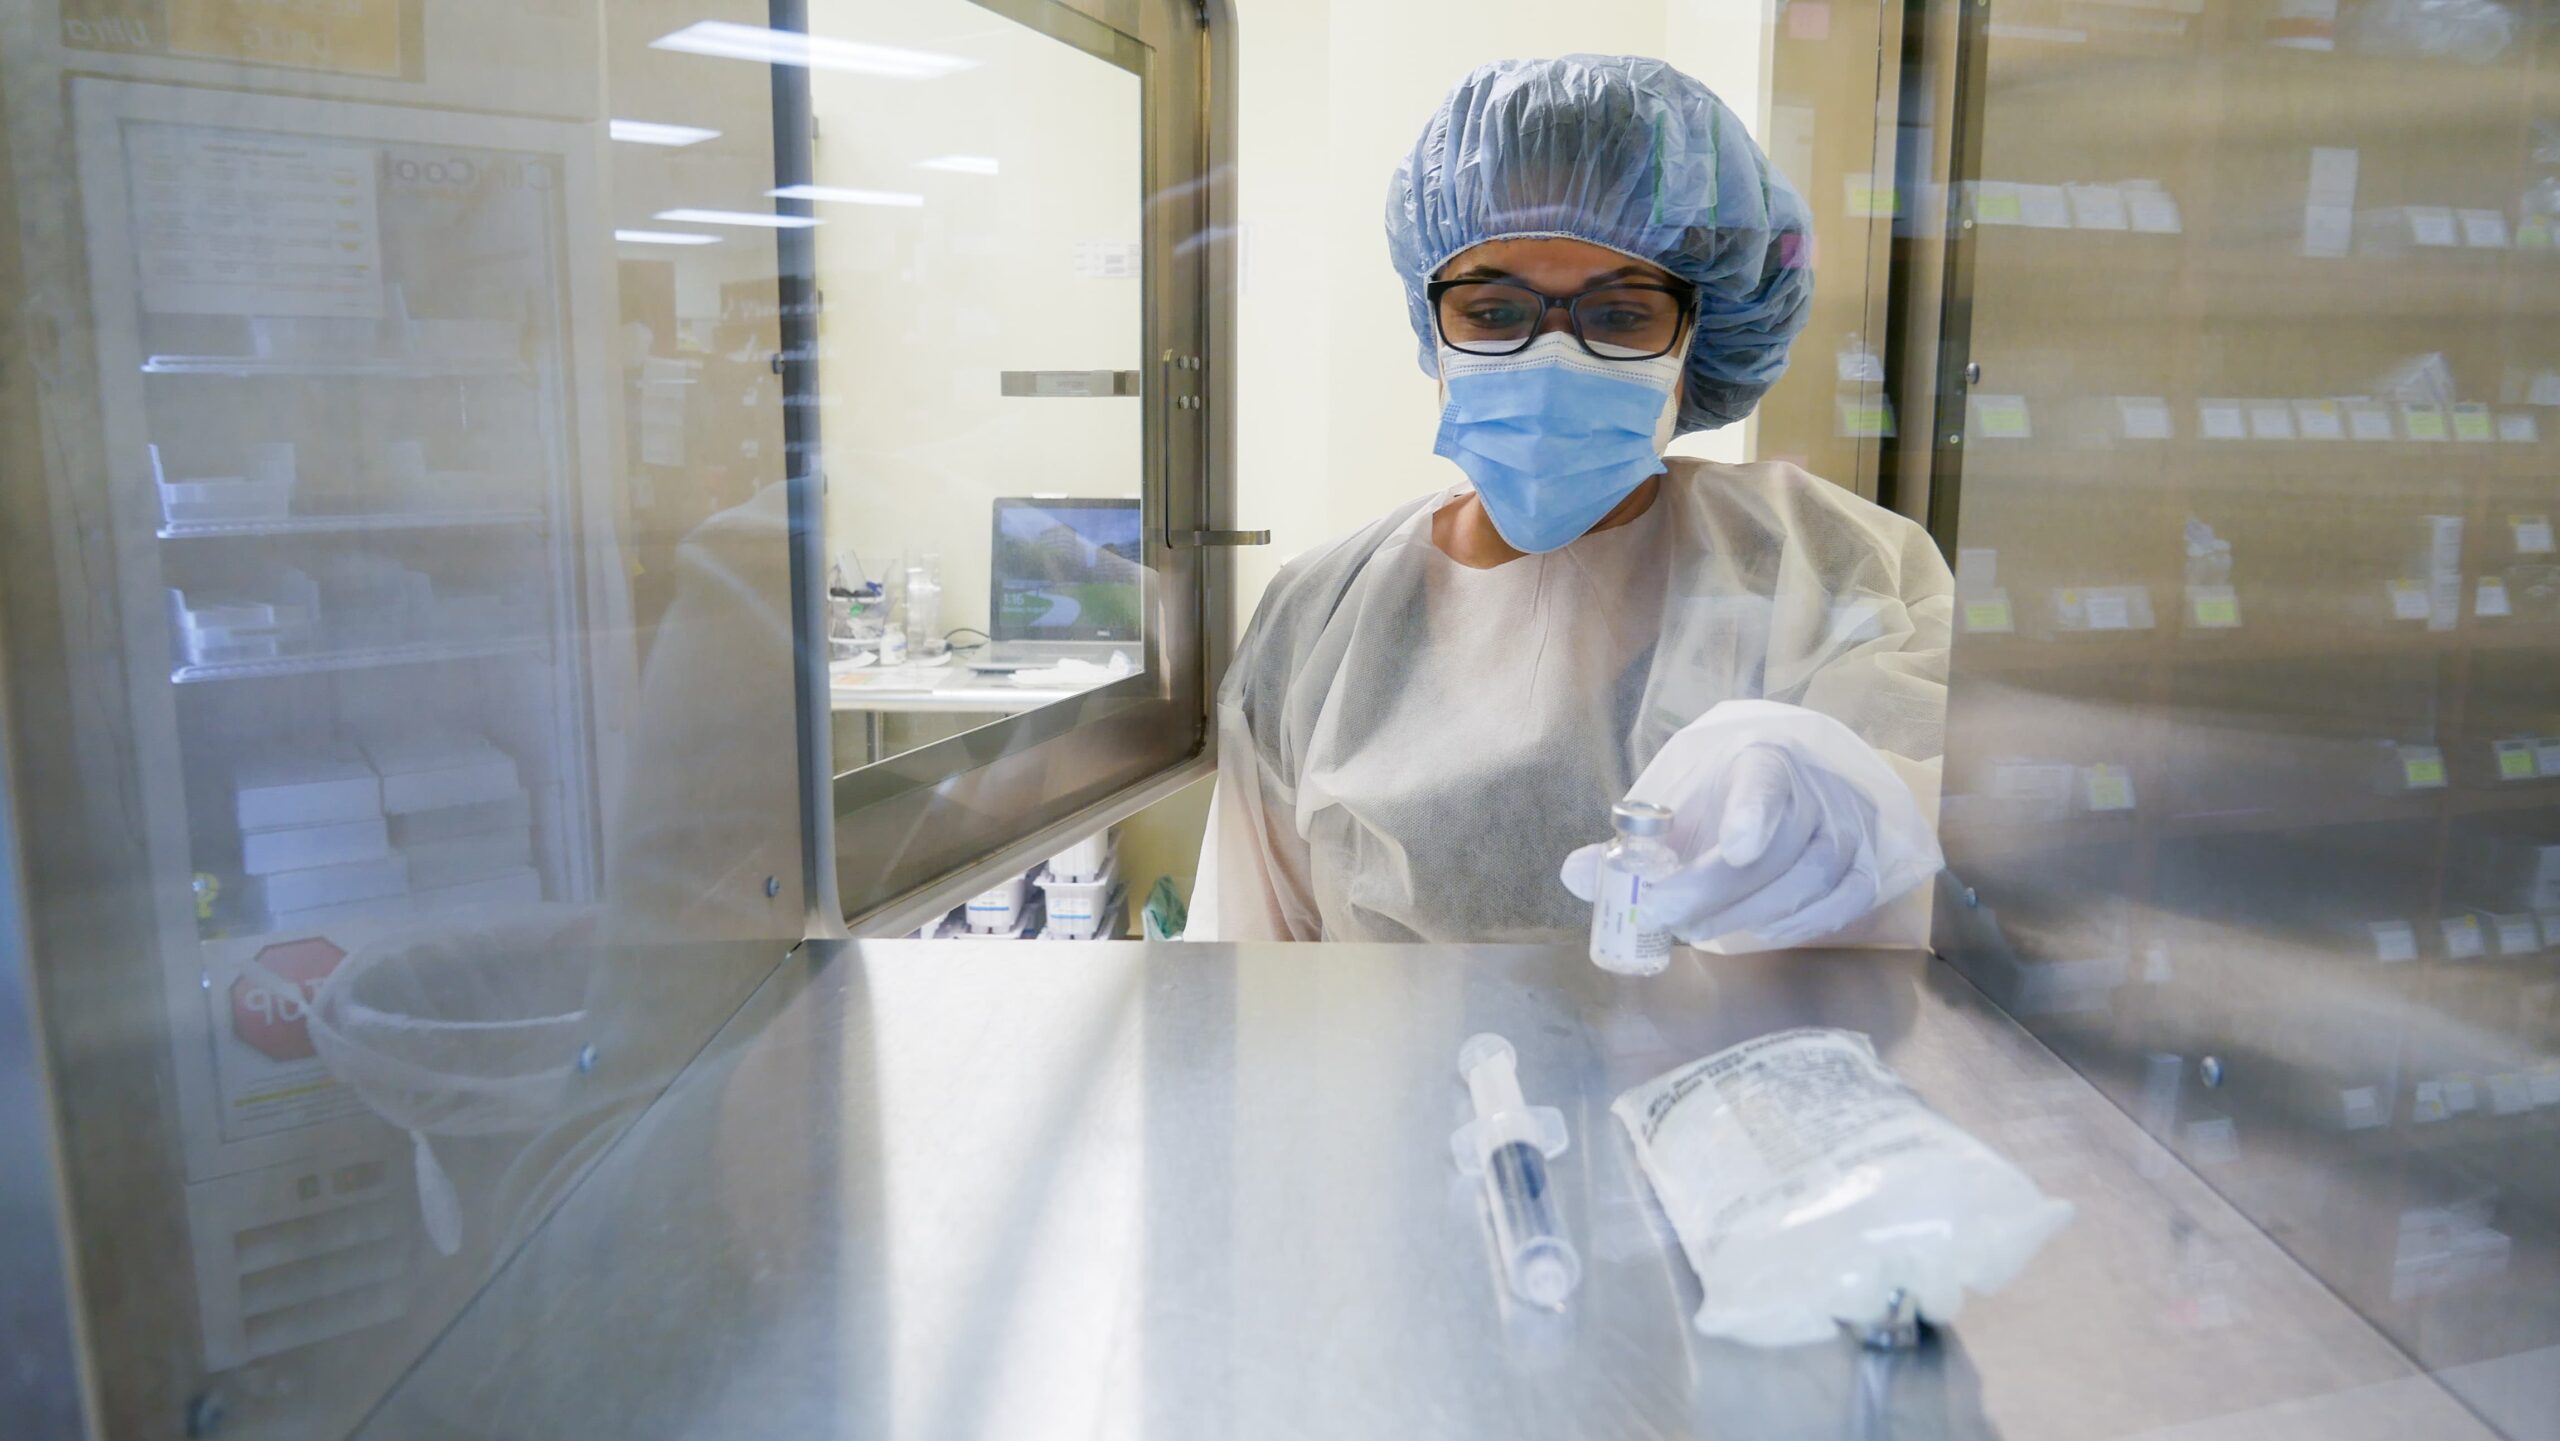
[
  {"x1": 142, "y1": 355, "x2": 529, "y2": 380},
  {"x1": 159, "y1": 509, "x2": 545, "y2": 540},
  {"x1": 171, "y1": 635, "x2": 547, "y2": 685}
]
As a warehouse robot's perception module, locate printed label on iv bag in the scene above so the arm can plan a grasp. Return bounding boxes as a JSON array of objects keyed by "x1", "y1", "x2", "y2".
[{"x1": 1611, "y1": 1029, "x2": 2073, "y2": 1347}]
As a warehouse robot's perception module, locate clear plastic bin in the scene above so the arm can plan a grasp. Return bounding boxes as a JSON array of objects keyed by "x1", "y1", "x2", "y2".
[
  {"x1": 963, "y1": 871, "x2": 1037, "y2": 933},
  {"x1": 1036, "y1": 871, "x2": 1124, "y2": 939}
]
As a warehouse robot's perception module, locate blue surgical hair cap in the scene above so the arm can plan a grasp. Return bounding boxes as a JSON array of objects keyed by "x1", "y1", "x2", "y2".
[{"x1": 1386, "y1": 54, "x2": 1814, "y2": 435}]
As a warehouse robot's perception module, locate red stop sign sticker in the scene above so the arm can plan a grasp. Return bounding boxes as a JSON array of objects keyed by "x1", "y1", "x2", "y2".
[{"x1": 231, "y1": 938, "x2": 347, "y2": 1062}]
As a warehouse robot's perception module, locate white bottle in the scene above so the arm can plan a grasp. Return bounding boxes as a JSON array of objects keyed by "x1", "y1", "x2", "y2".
[
  {"x1": 1589, "y1": 801, "x2": 1678, "y2": 976},
  {"x1": 905, "y1": 552, "x2": 943, "y2": 658}
]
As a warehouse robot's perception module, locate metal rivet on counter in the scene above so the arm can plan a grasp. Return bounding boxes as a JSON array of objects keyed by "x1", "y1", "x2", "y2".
[
  {"x1": 2200, "y1": 1056, "x2": 2224, "y2": 1089},
  {"x1": 765, "y1": 875, "x2": 781, "y2": 898},
  {"x1": 1963, "y1": 887, "x2": 1980, "y2": 909}
]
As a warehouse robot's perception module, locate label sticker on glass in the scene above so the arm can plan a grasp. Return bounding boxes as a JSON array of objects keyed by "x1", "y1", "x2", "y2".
[
  {"x1": 2409, "y1": 207, "x2": 2461, "y2": 246},
  {"x1": 2497, "y1": 739, "x2": 2540, "y2": 780},
  {"x1": 2083, "y1": 589, "x2": 2134, "y2": 631},
  {"x1": 2293, "y1": 400, "x2": 2345, "y2": 440},
  {"x1": 2459, "y1": 209, "x2": 2511, "y2": 248},
  {"x1": 2188, "y1": 584, "x2": 2241, "y2": 629},
  {"x1": 2452, "y1": 403, "x2": 2496, "y2": 442},
  {"x1": 2536, "y1": 738, "x2": 2560, "y2": 775},
  {"x1": 2117, "y1": 396, "x2": 2174, "y2": 440},
  {"x1": 2346, "y1": 402, "x2": 2396, "y2": 441},
  {"x1": 2489, "y1": 1074, "x2": 2533, "y2": 1115},
  {"x1": 2477, "y1": 577, "x2": 2512, "y2": 618},
  {"x1": 1972, "y1": 183, "x2": 2024, "y2": 224},
  {"x1": 2413, "y1": 1080, "x2": 2447, "y2": 1122},
  {"x1": 2401, "y1": 746, "x2": 2447, "y2": 789},
  {"x1": 1963, "y1": 591, "x2": 2016, "y2": 634},
  {"x1": 2340, "y1": 1087, "x2": 2385, "y2": 1130},
  {"x1": 2401, "y1": 404, "x2": 2449, "y2": 441},
  {"x1": 2513, "y1": 514, "x2": 2555, "y2": 554},
  {"x1": 1972, "y1": 394, "x2": 2032, "y2": 439},
  {"x1": 2440, "y1": 914, "x2": 2484, "y2": 959},
  {"x1": 2126, "y1": 190, "x2": 2183, "y2": 234},
  {"x1": 1836, "y1": 396, "x2": 1895, "y2": 438},
  {"x1": 2498, "y1": 411, "x2": 2539, "y2": 443},
  {"x1": 2495, "y1": 914, "x2": 2542, "y2": 953},
  {"x1": 2067, "y1": 184, "x2": 2129, "y2": 231},
  {"x1": 2083, "y1": 762, "x2": 2136, "y2": 813},
  {"x1": 2533, "y1": 1066, "x2": 2560, "y2": 1107},
  {"x1": 2198, "y1": 399, "x2": 2248, "y2": 440},
  {"x1": 2442, "y1": 1076, "x2": 2479, "y2": 1112},
  {"x1": 2247, "y1": 400, "x2": 2296, "y2": 440},
  {"x1": 2389, "y1": 579, "x2": 2432, "y2": 620},
  {"x1": 2369, "y1": 919, "x2": 2418, "y2": 963}
]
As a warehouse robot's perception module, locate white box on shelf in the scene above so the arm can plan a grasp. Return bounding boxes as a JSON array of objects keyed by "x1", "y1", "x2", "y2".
[
  {"x1": 241, "y1": 817, "x2": 391, "y2": 876},
  {"x1": 261, "y1": 894, "x2": 416, "y2": 938},
  {"x1": 358, "y1": 732, "x2": 522, "y2": 815},
  {"x1": 255, "y1": 854, "x2": 409, "y2": 917},
  {"x1": 403, "y1": 827, "x2": 535, "y2": 891},
  {"x1": 412, "y1": 865, "x2": 542, "y2": 913},
  {"x1": 235, "y1": 748, "x2": 381, "y2": 831},
  {"x1": 389, "y1": 792, "x2": 534, "y2": 847}
]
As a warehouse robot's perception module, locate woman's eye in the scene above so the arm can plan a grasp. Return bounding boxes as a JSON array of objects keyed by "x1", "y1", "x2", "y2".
[
  {"x1": 1463, "y1": 305, "x2": 1530, "y2": 328},
  {"x1": 1593, "y1": 307, "x2": 1653, "y2": 331}
]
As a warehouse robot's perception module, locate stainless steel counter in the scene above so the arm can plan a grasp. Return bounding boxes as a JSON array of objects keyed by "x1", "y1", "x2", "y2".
[{"x1": 357, "y1": 942, "x2": 2497, "y2": 1440}]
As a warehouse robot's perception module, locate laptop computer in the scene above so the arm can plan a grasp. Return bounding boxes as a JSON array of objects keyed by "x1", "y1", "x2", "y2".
[{"x1": 978, "y1": 496, "x2": 1145, "y2": 668}]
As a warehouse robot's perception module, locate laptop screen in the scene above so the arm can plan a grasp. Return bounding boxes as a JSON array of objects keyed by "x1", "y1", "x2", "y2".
[{"x1": 989, "y1": 497, "x2": 1145, "y2": 644}]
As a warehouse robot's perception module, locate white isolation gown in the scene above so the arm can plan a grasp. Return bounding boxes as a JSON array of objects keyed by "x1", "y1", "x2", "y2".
[{"x1": 1190, "y1": 457, "x2": 1953, "y2": 945}]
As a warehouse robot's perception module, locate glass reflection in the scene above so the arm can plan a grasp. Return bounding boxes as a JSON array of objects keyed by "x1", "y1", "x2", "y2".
[{"x1": 1930, "y1": 2, "x2": 2560, "y2": 1431}]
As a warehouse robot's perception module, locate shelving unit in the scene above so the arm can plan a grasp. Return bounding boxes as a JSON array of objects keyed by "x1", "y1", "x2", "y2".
[{"x1": 1932, "y1": 0, "x2": 2560, "y2": 1398}]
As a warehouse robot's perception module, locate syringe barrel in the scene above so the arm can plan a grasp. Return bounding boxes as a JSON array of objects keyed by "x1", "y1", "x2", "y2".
[{"x1": 1483, "y1": 1140, "x2": 1582, "y2": 1309}]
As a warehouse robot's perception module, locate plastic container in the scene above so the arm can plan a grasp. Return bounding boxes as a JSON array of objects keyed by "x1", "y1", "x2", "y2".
[
  {"x1": 1046, "y1": 832, "x2": 1117, "y2": 884},
  {"x1": 152, "y1": 443, "x2": 294, "y2": 525},
  {"x1": 168, "y1": 574, "x2": 318, "y2": 667},
  {"x1": 296, "y1": 904, "x2": 598, "y2": 1254},
  {"x1": 1037, "y1": 879, "x2": 1125, "y2": 940},
  {"x1": 964, "y1": 871, "x2": 1037, "y2": 933}
]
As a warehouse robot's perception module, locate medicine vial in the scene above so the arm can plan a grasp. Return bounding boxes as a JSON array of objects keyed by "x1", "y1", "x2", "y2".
[{"x1": 1589, "y1": 800, "x2": 1677, "y2": 975}]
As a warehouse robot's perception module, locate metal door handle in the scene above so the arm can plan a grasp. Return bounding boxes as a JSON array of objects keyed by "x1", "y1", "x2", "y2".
[
  {"x1": 1000, "y1": 369, "x2": 1143, "y2": 397},
  {"x1": 1173, "y1": 529, "x2": 1270, "y2": 548}
]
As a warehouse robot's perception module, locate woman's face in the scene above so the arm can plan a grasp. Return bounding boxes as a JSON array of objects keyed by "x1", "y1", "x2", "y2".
[{"x1": 1433, "y1": 236, "x2": 1689, "y2": 357}]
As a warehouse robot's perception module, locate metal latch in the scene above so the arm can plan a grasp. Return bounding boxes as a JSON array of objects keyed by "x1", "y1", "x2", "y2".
[
  {"x1": 1172, "y1": 529, "x2": 1271, "y2": 548},
  {"x1": 1000, "y1": 370, "x2": 1143, "y2": 398}
]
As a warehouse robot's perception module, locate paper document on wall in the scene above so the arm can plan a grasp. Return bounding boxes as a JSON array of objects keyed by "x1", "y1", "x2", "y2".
[{"x1": 125, "y1": 123, "x2": 384, "y2": 318}]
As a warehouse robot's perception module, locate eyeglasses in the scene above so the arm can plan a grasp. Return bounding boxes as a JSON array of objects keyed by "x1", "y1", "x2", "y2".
[{"x1": 1427, "y1": 278, "x2": 1693, "y2": 361}]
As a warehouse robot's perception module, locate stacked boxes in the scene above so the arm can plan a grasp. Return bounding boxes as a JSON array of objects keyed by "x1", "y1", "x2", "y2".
[{"x1": 232, "y1": 732, "x2": 539, "y2": 934}]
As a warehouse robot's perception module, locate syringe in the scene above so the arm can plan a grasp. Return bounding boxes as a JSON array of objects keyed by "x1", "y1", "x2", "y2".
[{"x1": 1450, "y1": 1033, "x2": 1581, "y2": 1309}]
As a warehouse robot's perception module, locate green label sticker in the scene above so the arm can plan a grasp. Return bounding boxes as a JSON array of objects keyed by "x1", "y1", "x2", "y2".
[
  {"x1": 1977, "y1": 193, "x2": 2023, "y2": 222},
  {"x1": 2189, "y1": 586, "x2": 2241, "y2": 629},
  {"x1": 2403, "y1": 407, "x2": 2449, "y2": 441},
  {"x1": 2498, "y1": 741, "x2": 2540, "y2": 780},
  {"x1": 2404, "y1": 755, "x2": 2447, "y2": 788},
  {"x1": 2453, "y1": 406, "x2": 2495, "y2": 442},
  {"x1": 1964, "y1": 598, "x2": 2014, "y2": 633},
  {"x1": 1974, "y1": 396, "x2": 2031, "y2": 439}
]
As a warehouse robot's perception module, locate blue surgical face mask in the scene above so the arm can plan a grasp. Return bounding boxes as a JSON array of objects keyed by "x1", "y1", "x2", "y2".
[{"x1": 1433, "y1": 331, "x2": 1686, "y2": 554}]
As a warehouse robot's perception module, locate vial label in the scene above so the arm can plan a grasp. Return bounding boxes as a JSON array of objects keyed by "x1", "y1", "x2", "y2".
[{"x1": 1590, "y1": 864, "x2": 1672, "y2": 975}]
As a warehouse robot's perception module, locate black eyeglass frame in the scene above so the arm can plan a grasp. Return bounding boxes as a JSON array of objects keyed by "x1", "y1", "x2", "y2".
[{"x1": 1425, "y1": 277, "x2": 1698, "y2": 361}]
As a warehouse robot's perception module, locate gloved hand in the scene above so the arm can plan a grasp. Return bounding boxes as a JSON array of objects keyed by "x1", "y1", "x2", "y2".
[{"x1": 1561, "y1": 700, "x2": 1941, "y2": 950}]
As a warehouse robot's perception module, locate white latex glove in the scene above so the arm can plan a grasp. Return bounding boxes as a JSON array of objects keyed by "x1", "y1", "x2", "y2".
[{"x1": 1561, "y1": 700, "x2": 1942, "y2": 950}]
